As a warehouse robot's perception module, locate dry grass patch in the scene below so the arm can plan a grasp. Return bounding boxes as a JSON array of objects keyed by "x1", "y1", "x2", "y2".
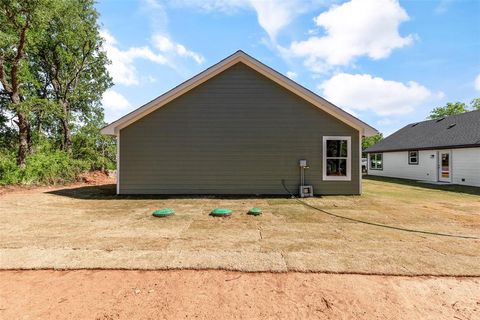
[{"x1": 0, "y1": 177, "x2": 479, "y2": 275}]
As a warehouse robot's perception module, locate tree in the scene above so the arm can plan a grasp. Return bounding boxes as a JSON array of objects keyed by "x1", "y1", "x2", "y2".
[
  {"x1": 428, "y1": 99, "x2": 480, "y2": 119},
  {"x1": 33, "y1": 0, "x2": 112, "y2": 152},
  {"x1": 0, "y1": 0, "x2": 52, "y2": 167},
  {"x1": 362, "y1": 133, "x2": 383, "y2": 151},
  {"x1": 470, "y1": 98, "x2": 480, "y2": 110}
]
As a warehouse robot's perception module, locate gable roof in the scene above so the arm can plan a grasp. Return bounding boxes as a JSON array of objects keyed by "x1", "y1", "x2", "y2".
[
  {"x1": 365, "y1": 109, "x2": 480, "y2": 153},
  {"x1": 101, "y1": 50, "x2": 377, "y2": 136}
]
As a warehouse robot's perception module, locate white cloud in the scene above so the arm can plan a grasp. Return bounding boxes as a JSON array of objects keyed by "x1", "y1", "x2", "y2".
[
  {"x1": 434, "y1": 0, "x2": 454, "y2": 14},
  {"x1": 100, "y1": 30, "x2": 203, "y2": 86},
  {"x1": 100, "y1": 30, "x2": 167, "y2": 86},
  {"x1": 152, "y1": 35, "x2": 204, "y2": 64},
  {"x1": 286, "y1": 71, "x2": 297, "y2": 79},
  {"x1": 101, "y1": 90, "x2": 131, "y2": 112},
  {"x1": 320, "y1": 73, "x2": 434, "y2": 116},
  {"x1": 173, "y1": 0, "x2": 318, "y2": 41},
  {"x1": 288, "y1": 0, "x2": 414, "y2": 72},
  {"x1": 474, "y1": 74, "x2": 480, "y2": 91},
  {"x1": 249, "y1": 0, "x2": 305, "y2": 40}
]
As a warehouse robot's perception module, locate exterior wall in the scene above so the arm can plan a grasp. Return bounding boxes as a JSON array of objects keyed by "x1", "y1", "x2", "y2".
[
  {"x1": 367, "y1": 150, "x2": 437, "y2": 182},
  {"x1": 367, "y1": 148, "x2": 480, "y2": 187},
  {"x1": 452, "y1": 148, "x2": 480, "y2": 187},
  {"x1": 119, "y1": 62, "x2": 360, "y2": 195}
]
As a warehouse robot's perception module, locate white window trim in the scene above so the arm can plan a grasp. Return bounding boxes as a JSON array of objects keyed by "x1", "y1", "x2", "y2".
[
  {"x1": 370, "y1": 153, "x2": 383, "y2": 170},
  {"x1": 323, "y1": 136, "x2": 351, "y2": 181},
  {"x1": 116, "y1": 130, "x2": 120, "y2": 195},
  {"x1": 408, "y1": 150, "x2": 419, "y2": 165}
]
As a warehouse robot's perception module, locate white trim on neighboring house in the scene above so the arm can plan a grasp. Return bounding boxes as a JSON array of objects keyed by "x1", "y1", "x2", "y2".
[
  {"x1": 437, "y1": 149, "x2": 452, "y2": 183},
  {"x1": 359, "y1": 131, "x2": 362, "y2": 194},
  {"x1": 101, "y1": 51, "x2": 377, "y2": 137},
  {"x1": 116, "y1": 132, "x2": 120, "y2": 195},
  {"x1": 323, "y1": 136, "x2": 352, "y2": 181}
]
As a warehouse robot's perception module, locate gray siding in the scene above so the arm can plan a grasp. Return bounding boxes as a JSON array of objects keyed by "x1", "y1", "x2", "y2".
[{"x1": 120, "y1": 62, "x2": 360, "y2": 195}]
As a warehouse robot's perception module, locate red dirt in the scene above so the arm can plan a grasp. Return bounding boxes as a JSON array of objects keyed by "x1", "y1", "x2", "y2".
[{"x1": 0, "y1": 270, "x2": 478, "y2": 320}]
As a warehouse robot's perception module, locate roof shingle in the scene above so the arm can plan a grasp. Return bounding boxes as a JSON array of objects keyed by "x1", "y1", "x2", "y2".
[{"x1": 365, "y1": 110, "x2": 480, "y2": 152}]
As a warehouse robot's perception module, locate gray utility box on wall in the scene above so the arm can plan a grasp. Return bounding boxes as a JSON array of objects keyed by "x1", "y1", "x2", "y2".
[{"x1": 299, "y1": 185, "x2": 313, "y2": 197}]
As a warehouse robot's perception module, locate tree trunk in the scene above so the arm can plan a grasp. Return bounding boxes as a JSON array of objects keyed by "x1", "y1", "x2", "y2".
[
  {"x1": 59, "y1": 100, "x2": 72, "y2": 152},
  {"x1": 60, "y1": 117, "x2": 72, "y2": 152},
  {"x1": 16, "y1": 111, "x2": 29, "y2": 169}
]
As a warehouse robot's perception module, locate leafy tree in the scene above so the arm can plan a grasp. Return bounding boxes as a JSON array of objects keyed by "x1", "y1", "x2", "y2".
[
  {"x1": 428, "y1": 99, "x2": 480, "y2": 119},
  {"x1": 470, "y1": 98, "x2": 480, "y2": 110},
  {"x1": 362, "y1": 133, "x2": 383, "y2": 151},
  {"x1": 33, "y1": 0, "x2": 112, "y2": 152},
  {"x1": 72, "y1": 115, "x2": 116, "y2": 171},
  {"x1": 0, "y1": 0, "x2": 52, "y2": 167}
]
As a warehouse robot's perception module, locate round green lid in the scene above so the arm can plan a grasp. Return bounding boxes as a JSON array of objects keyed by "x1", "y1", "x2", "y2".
[
  {"x1": 152, "y1": 208, "x2": 175, "y2": 217},
  {"x1": 248, "y1": 208, "x2": 262, "y2": 216},
  {"x1": 210, "y1": 208, "x2": 232, "y2": 216}
]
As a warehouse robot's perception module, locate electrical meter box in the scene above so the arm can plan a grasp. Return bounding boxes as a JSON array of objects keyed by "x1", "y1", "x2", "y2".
[{"x1": 299, "y1": 185, "x2": 313, "y2": 197}]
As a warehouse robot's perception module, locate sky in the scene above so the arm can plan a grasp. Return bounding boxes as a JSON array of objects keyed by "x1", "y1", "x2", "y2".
[{"x1": 97, "y1": 0, "x2": 480, "y2": 136}]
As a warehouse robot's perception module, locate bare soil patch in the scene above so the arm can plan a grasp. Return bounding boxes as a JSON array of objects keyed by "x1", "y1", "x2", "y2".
[{"x1": 0, "y1": 270, "x2": 478, "y2": 320}]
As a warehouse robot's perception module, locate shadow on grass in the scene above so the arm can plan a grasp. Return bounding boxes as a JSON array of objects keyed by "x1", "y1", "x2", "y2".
[
  {"x1": 364, "y1": 175, "x2": 480, "y2": 196},
  {"x1": 46, "y1": 184, "x2": 293, "y2": 200}
]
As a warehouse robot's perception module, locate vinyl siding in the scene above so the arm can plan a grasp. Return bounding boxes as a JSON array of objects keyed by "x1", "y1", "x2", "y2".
[
  {"x1": 452, "y1": 148, "x2": 480, "y2": 187},
  {"x1": 120, "y1": 62, "x2": 359, "y2": 195},
  {"x1": 367, "y1": 148, "x2": 480, "y2": 187},
  {"x1": 367, "y1": 150, "x2": 437, "y2": 181}
]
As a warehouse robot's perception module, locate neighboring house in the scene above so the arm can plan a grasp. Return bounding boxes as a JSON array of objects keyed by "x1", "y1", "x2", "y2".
[
  {"x1": 101, "y1": 51, "x2": 377, "y2": 195},
  {"x1": 365, "y1": 110, "x2": 480, "y2": 187}
]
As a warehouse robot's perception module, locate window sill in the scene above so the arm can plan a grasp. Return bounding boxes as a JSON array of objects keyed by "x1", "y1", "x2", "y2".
[{"x1": 323, "y1": 176, "x2": 352, "y2": 181}]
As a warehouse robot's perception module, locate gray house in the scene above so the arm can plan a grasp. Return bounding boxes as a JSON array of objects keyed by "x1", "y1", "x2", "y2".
[
  {"x1": 101, "y1": 51, "x2": 377, "y2": 195},
  {"x1": 365, "y1": 110, "x2": 480, "y2": 187}
]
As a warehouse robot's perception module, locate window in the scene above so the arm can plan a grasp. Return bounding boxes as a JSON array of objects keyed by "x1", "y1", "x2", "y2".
[
  {"x1": 369, "y1": 153, "x2": 383, "y2": 170},
  {"x1": 323, "y1": 136, "x2": 351, "y2": 181},
  {"x1": 408, "y1": 150, "x2": 419, "y2": 165}
]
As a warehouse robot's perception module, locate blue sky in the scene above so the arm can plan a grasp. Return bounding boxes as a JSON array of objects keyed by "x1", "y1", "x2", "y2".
[{"x1": 97, "y1": 0, "x2": 480, "y2": 136}]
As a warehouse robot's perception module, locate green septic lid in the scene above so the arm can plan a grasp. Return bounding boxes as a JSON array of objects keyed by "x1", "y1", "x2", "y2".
[
  {"x1": 248, "y1": 208, "x2": 262, "y2": 216},
  {"x1": 152, "y1": 208, "x2": 175, "y2": 217},
  {"x1": 210, "y1": 208, "x2": 232, "y2": 216}
]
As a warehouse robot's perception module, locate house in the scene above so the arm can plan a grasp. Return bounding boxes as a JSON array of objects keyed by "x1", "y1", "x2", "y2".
[
  {"x1": 365, "y1": 110, "x2": 480, "y2": 187},
  {"x1": 101, "y1": 51, "x2": 377, "y2": 195}
]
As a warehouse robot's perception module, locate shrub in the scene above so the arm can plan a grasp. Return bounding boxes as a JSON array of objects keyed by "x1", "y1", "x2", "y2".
[
  {"x1": 0, "y1": 151, "x2": 89, "y2": 185},
  {"x1": 0, "y1": 152, "x2": 21, "y2": 185}
]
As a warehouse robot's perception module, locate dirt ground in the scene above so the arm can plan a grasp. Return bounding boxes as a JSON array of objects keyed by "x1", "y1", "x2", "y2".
[
  {"x1": 1, "y1": 174, "x2": 479, "y2": 275},
  {"x1": 1, "y1": 270, "x2": 478, "y2": 320},
  {"x1": 1, "y1": 175, "x2": 479, "y2": 318}
]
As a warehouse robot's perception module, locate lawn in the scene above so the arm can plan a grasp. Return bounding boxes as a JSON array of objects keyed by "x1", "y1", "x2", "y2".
[{"x1": 1, "y1": 176, "x2": 479, "y2": 275}]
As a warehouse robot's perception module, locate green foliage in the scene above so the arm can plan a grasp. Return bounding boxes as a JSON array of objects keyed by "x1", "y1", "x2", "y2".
[
  {"x1": 0, "y1": 148, "x2": 89, "y2": 185},
  {"x1": 0, "y1": 0, "x2": 115, "y2": 185},
  {"x1": 362, "y1": 133, "x2": 383, "y2": 150},
  {"x1": 32, "y1": 0, "x2": 112, "y2": 150},
  {"x1": 0, "y1": 111, "x2": 17, "y2": 151},
  {"x1": 428, "y1": 99, "x2": 480, "y2": 119},
  {"x1": 471, "y1": 98, "x2": 480, "y2": 110},
  {"x1": 72, "y1": 121, "x2": 116, "y2": 171}
]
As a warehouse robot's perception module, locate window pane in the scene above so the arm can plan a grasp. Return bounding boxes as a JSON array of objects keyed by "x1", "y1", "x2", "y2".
[
  {"x1": 326, "y1": 159, "x2": 347, "y2": 176},
  {"x1": 326, "y1": 140, "x2": 348, "y2": 157}
]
